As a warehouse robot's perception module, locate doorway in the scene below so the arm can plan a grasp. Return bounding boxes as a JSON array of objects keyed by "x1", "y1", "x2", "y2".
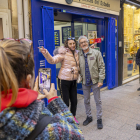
[
  {"x1": 41, "y1": 6, "x2": 117, "y2": 95},
  {"x1": 0, "y1": 18, "x2": 3, "y2": 39},
  {"x1": 53, "y1": 16, "x2": 107, "y2": 94}
]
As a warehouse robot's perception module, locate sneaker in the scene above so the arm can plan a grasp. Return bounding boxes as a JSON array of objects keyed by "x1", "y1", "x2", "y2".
[
  {"x1": 83, "y1": 116, "x2": 93, "y2": 126},
  {"x1": 137, "y1": 87, "x2": 140, "y2": 91},
  {"x1": 97, "y1": 119, "x2": 103, "y2": 129},
  {"x1": 74, "y1": 117, "x2": 79, "y2": 125}
]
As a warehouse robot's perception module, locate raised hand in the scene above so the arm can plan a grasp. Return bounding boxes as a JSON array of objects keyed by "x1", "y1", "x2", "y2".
[{"x1": 38, "y1": 46, "x2": 47, "y2": 54}]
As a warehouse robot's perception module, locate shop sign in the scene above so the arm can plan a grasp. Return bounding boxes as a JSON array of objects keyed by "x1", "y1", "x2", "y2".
[
  {"x1": 73, "y1": 0, "x2": 120, "y2": 12},
  {"x1": 41, "y1": 0, "x2": 119, "y2": 15}
]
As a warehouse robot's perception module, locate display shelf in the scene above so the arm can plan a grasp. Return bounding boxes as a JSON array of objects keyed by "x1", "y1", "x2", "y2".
[{"x1": 134, "y1": 34, "x2": 140, "y2": 36}]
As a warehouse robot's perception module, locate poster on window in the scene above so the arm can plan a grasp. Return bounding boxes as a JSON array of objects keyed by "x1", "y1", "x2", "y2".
[
  {"x1": 54, "y1": 30, "x2": 60, "y2": 46},
  {"x1": 62, "y1": 26, "x2": 71, "y2": 43},
  {"x1": 88, "y1": 31, "x2": 97, "y2": 40}
]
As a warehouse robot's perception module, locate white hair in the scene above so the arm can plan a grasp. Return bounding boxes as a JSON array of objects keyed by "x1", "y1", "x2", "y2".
[{"x1": 78, "y1": 36, "x2": 89, "y2": 45}]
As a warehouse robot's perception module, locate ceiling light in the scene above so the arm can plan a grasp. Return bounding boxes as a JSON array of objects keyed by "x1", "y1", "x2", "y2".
[{"x1": 132, "y1": 6, "x2": 136, "y2": 9}]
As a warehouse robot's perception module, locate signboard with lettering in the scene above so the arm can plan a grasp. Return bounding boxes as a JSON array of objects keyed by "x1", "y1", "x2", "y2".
[
  {"x1": 41, "y1": 0, "x2": 120, "y2": 15},
  {"x1": 73, "y1": 0, "x2": 120, "y2": 12},
  {"x1": 54, "y1": 30, "x2": 60, "y2": 46}
]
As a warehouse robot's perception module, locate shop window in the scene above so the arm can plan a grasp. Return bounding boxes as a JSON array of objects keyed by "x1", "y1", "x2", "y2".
[
  {"x1": 74, "y1": 22, "x2": 97, "y2": 49},
  {"x1": 123, "y1": 3, "x2": 139, "y2": 80}
]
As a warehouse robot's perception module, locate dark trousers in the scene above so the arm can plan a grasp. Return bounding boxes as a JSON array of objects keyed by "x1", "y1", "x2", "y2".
[{"x1": 58, "y1": 78, "x2": 77, "y2": 116}]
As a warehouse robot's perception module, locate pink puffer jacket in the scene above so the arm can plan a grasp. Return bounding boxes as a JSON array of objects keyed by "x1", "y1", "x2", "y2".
[{"x1": 43, "y1": 46, "x2": 79, "y2": 81}]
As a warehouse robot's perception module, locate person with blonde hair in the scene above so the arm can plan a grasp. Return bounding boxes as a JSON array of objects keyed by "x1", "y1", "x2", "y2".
[{"x1": 0, "y1": 39, "x2": 84, "y2": 140}]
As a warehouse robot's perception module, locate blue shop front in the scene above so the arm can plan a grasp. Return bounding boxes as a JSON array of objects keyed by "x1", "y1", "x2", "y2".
[{"x1": 31, "y1": 0, "x2": 120, "y2": 100}]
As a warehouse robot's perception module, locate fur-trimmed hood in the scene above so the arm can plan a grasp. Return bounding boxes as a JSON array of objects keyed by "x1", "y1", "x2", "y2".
[
  {"x1": 43, "y1": 46, "x2": 80, "y2": 81},
  {"x1": 53, "y1": 46, "x2": 79, "y2": 56}
]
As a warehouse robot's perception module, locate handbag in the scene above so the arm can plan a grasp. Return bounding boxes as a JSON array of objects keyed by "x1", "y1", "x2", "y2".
[{"x1": 77, "y1": 73, "x2": 82, "y2": 83}]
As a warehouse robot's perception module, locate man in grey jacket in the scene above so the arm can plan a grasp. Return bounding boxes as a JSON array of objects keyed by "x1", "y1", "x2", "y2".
[{"x1": 78, "y1": 36, "x2": 105, "y2": 129}]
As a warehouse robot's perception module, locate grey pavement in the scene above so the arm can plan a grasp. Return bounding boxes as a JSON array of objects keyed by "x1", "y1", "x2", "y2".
[{"x1": 76, "y1": 79, "x2": 140, "y2": 140}]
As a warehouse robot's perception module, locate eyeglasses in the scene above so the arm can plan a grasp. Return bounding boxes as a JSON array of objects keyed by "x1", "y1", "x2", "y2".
[
  {"x1": 67, "y1": 37, "x2": 75, "y2": 40},
  {"x1": 79, "y1": 41, "x2": 88, "y2": 45}
]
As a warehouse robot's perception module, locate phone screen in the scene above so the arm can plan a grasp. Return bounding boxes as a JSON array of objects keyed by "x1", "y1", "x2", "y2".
[{"x1": 39, "y1": 68, "x2": 51, "y2": 94}]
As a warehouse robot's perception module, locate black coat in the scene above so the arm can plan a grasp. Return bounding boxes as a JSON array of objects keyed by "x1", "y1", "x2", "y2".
[{"x1": 136, "y1": 49, "x2": 140, "y2": 66}]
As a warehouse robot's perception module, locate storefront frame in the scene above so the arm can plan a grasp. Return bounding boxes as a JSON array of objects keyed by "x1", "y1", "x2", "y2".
[
  {"x1": 31, "y1": 0, "x2": 119, "y2": 96},
  {"x1": 119, "y1": 0, "x2": 140, "y2": 85}
]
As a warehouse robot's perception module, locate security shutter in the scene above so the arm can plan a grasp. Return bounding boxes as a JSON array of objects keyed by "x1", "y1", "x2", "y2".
[{"x1": 42, "y1": 6, "x2": 56, "y2": 106}]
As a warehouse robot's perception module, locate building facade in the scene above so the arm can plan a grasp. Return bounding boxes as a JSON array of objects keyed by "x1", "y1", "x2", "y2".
[
  {"x1": 0, "y1": 0, "x2": 121, "y2": 97},
  {"x1": 0, "y1": 0, "x2": 31, "y2": 40}
]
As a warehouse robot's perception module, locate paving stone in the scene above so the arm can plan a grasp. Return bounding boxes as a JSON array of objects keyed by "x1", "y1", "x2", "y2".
[
  {"x1": 130, "y1": 136, "x2": 140, "y2": 140},
  {"x1": 105, "y1": 136, "x2": 117, "y2": 140},
  {"x1": 119, "y1": 124, "x2": 137, "y2": 135},
  {"x1": 76, "y1": 79, "x2": 140, "y2": 139}
]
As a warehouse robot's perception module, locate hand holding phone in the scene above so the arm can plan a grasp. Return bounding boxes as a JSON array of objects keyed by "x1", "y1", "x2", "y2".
[
  {"x1": 38, "y1": 68, "x2": 51, "y2": 95},
  {"x1": 43, "y1": 83, "x2": 57, "y2": 100}
]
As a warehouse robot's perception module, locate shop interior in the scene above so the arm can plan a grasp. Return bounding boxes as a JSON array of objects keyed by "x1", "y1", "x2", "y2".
[
  {"x1": 123, "y1": 3, "x2": 140, "y2": 80},
  {"x1": 54, "y1": 20, "x2": 97, "y2": 71},
  {"x1": 53, "y1": 12, "x2": 107, "y2": 94}
]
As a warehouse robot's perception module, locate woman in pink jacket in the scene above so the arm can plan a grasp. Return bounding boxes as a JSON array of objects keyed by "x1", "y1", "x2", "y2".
[{"x1": 39, "y1": 37, "x2": 79, "y2": 123}]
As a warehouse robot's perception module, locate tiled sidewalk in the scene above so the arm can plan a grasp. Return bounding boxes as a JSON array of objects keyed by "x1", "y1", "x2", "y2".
[{"x1": 76, "y1": 79, "x2": 140, "y2": 140}]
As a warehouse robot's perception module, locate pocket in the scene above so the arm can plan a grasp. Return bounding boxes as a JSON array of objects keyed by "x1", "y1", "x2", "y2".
[{"x1": 92, "y1": 70, "x2": 99, "y2": 78}]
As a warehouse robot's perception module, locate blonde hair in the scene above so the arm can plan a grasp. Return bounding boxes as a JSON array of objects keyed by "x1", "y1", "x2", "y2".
[{"x1": 0, "y1": 39, "x2": 34, "y2": 110}]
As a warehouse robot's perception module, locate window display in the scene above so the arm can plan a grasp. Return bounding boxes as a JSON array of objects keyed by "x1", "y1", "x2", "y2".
[{"x1": 123, "y1": 4, "x2": 140, "y2": 80}]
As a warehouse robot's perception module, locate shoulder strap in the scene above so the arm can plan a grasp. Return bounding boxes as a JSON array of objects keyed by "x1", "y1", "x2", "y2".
[
  {"x1": 73, "y1": 53, "x2": 80, "y2": 73},
  {"x1": 25, "y1": 114, "x2": 53, "y2": 140}
]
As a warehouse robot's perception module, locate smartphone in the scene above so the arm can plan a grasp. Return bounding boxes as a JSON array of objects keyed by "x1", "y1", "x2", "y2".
[{"x1": 38, "y1": 68, "x2": 51, "y2": 94}]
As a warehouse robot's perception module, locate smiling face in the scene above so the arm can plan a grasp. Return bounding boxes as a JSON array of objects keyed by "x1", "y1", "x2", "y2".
[
  {"x1": 68, "y1": 40, "x2": 76, "y2": 51},
  {"x1": 79, "y1": 38, "x2": 89, "y2": 51}
]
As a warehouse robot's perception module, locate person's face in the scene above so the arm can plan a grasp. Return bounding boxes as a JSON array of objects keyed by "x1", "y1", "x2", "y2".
[
  {"x1": 79, "y1": 38, "x2": 89, "y2": 50},
  {"x1": 68, "y1": 40, "x2": 76, "y2": 51}
]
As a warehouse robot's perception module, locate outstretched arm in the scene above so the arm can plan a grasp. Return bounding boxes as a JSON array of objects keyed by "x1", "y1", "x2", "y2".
[{"x1": 39, "y1": 46, "x2": 64, "y2": 64}]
